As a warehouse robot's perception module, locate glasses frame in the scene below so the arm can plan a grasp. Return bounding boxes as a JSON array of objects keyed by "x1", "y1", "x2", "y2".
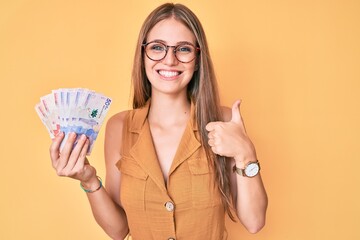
[{"x1": 142, "y1": 41, "x2": 200, "y2": 63}]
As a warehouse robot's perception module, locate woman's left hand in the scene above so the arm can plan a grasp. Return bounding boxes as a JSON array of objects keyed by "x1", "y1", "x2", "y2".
[{"x1": 206, "y1": 100, "x2": 257, "y2": 164}]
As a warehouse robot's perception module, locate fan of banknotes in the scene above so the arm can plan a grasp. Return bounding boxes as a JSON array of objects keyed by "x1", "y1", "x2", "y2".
[{"x1": 35, "y1": 88, "x2": 112, "y2": 155}]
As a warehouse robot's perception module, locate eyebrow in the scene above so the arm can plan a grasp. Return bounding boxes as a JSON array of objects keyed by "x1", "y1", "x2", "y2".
[{"x1": 148, "y1": 39, "x2": 196, "y2": 46}]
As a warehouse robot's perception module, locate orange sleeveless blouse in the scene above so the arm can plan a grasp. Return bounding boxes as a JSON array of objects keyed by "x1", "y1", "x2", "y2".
[{"x1": 116, "y1": 101, "x2": 227, "y2": 240}]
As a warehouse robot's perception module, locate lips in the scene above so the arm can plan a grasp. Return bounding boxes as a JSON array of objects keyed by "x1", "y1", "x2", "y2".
[{"x1": 157, "y1": 70, "x2": 182, "y2": 78}]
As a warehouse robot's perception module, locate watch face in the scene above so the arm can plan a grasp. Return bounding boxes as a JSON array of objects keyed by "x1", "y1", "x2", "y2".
[{"x1": 245, "y1": 162, "x2": 260, "y2": 177}]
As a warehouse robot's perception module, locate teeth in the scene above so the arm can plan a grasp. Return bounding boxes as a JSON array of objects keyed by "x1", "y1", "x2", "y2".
[{"x1": 158, "y1": 70, "x2": 180, "y2": 78}]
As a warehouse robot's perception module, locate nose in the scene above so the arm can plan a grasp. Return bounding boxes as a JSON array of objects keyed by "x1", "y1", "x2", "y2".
[{"x1": 162, "y1": 47, "x2": 178, "y2": 65}]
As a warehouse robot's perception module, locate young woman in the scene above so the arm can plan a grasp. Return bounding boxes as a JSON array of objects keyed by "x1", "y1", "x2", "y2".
[{"x1": 49, "y1": 3, "x2": 267, "y2": 240}]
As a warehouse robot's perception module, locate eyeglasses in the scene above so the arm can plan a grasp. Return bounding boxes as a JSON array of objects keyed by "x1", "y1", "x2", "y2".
[{"x1": 142, "y1": 41, "x2": 200, "y2": 63}]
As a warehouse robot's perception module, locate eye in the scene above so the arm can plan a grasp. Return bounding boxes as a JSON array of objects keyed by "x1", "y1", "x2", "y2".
[
  {"x1": 177, "y1": 45, "x2": 193, "y2": 53},
  {"x1": 149, "y1": 43, "x2": 166, "y2": 52}
]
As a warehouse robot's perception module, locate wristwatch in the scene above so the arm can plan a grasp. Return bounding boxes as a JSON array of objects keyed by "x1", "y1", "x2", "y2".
[{"x1": 233, "y1": 161, "x2": 260, "y2": 177}]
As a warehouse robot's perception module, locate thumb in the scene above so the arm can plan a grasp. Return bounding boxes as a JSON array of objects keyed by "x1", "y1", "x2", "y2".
[{"x1": 231, "y1": 100, "x2": 242, "y2": 124}]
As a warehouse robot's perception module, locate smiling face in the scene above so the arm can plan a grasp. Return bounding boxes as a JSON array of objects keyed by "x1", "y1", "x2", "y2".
[{"x1": 144, "y1": 17, "x2": 197, "y2": 98}]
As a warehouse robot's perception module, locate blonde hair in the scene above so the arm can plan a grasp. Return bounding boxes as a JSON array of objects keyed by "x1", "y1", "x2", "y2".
[{"x1": 131, "y1": 3, "x2": 235, "y2": 221}]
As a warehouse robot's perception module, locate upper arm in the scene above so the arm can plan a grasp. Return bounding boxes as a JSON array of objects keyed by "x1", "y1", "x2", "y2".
[{"x1": 104, "y1": 111, "x2": 129, "y2": 206}]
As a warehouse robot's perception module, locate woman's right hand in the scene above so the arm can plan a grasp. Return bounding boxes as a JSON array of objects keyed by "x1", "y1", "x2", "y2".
[{"x1": 49, "y1": 132, "x2": 96, "y2": 183}]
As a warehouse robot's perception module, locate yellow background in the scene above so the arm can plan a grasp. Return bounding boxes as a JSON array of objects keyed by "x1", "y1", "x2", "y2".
[{"x1": 1, "y1": 0, "x2": 359, "y2": 239}]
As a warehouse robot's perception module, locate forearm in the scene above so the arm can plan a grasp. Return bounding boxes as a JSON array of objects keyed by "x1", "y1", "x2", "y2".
[
  {"x1": 235, "y1": 173, "x2": 268, "y2": 233},
  {"x1": 82, "y1": 177, "x2": 129, "y2": 240}
]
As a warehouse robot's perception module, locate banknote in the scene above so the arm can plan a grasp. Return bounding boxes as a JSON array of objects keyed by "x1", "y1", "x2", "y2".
[{"x1": 35, "y1": 88, "x2": 112, "y2": 155}]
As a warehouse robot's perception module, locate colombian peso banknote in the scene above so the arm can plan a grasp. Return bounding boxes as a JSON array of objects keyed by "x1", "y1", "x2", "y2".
[{"x1": 35, "y1": 88, "x2": 112, "y2": 155}]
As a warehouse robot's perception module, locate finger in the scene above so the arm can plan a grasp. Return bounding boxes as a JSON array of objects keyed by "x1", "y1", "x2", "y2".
[
  {"x1": 206, "y1": 121, "x2": 222, "y2": 131},
  {"x1": 208, "y1": 131, "x2": 216, "y2": 139},
  {"x1": 49, "y1": 132, "x2": 64, "y2": 167},
  {"x1": 62, "y1": 134, "x2": 88, "y2": 174},
  {"x1": 232, "y1": 100, "x2": 247, "y2": 132},
  {"x1": 72, "y1": 138, "x2": 90, "y2": 175},
  {"x1": 231, "y1": 100, "x2": 242, "y2": 124},
  {"x1": 55, "y1": 132, "x2": 77, "y2": 171},
  {"x1": 79, "y1": 138, "x2": 90, "y2": 159},
  {"x1": 205, "y1": 122, "x2": 224, "y2": 132},
  {"x1": 206, "y1": 122, "x2": 216, "y2": 131},
  {"x1": 211, "y1": 146, "x2": 221, "y2": 155}
]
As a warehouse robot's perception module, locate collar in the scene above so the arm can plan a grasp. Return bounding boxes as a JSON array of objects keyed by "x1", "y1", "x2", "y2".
[{"x1": 128, "y1": 99, "x2": 201, "y2": 192}]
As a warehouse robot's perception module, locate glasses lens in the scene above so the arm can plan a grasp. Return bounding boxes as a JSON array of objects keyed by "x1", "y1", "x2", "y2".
[
  {"x1": 145, "y1": 42, "x2": 167, "y2": 61},
  {"x1": 175, "y1": 44, "x2": 197, "y2": 63}
]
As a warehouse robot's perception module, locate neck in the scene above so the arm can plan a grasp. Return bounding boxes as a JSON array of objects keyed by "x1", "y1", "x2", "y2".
[{"x1": 148, "y1": 94, "x2": 191, "y2": 127}]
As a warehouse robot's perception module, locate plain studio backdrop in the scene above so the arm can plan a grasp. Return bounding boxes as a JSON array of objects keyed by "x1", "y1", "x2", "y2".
[{"x1": 0, "y1": 0, "x2": 359, "y2": 239}]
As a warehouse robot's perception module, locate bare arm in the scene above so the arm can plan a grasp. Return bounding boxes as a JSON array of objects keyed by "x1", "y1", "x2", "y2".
[
  {"x1": 206, "y1": 101, "x2": 268, "y2": 233},
  {"x1": 49, "y1": 111, "x2": 129, "y2": 239},
  {"x1": 83, "y1": 111, "x2": 130, "y2": 238},
  {"x1": 228, "y1": 159, "x2": 268, "y2": 233},
  {"x1": 224, "y1": 103, "x2": 267, "y2": 233}
]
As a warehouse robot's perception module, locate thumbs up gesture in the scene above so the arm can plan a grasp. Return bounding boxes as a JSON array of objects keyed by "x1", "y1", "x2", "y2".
[{"x1": 205, "y1": 100, "x2": 257, "y2": 164}]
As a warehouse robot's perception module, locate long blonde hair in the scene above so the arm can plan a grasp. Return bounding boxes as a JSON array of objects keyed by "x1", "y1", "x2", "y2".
[{"x1": 131, "y1": 3, "x2": 235, "y2": 221}]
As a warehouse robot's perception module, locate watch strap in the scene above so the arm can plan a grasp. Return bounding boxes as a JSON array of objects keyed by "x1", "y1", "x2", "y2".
[{"x1": 232, "y1": 164, "x2": 246, "y2": 176}]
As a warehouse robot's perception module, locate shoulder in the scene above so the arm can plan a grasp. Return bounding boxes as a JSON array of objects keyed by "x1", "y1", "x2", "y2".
[
  {"x1": 106, "y1": 111, "x2": 130, "y2": 132},
  {"x1": 105, "y1": 110, "x2": 130, "y2": 159},
  {"x1": 221, "y1": 105, "x2": 232, "y2": 122},
  {"x1": 105, "y1": 109, "x2": 135, "y2": 138}
]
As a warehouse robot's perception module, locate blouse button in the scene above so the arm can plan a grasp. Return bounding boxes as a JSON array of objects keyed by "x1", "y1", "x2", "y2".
[{"x1": 164, "y1": 201, "x2": 175, "y2": 212}]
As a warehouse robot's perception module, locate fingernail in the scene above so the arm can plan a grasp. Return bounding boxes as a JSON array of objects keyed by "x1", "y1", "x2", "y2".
[
  {"x1": 70, "y1": 132, "x2": 76, "y2": 138},
  {"x1": 80, "y1": 134, "x2": 86, "y2": 140},
  {"x1": 56, "y1": 131, "x2": 64, "y2": 137}
]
